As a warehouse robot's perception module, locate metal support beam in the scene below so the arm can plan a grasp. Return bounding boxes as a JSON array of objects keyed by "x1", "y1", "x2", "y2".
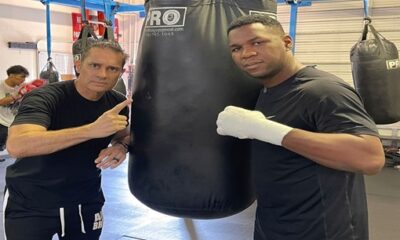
[
  {"x1": 288, "y1": 3, "x2": 299, "y2": 53},
  {"x1": 276, "y1": 0, "x2": 313, "y2": 54},
  {"x1": 45, "y1": 2, "x2": 52, "y2": 59},
  {"x1": 39, "y1": 0, "x2": 145, "y2": 18},
  {"x1": 363, "y1": 0, "x2": 370, "y2": 17},
  {"x1": 102, "y1": 1, "x2": 116, "y2": 26}
]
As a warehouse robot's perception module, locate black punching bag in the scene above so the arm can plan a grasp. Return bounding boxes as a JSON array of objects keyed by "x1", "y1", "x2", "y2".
[
  {"x1": 351, "y1": 20, "x2": 400, "y2": 124},
  {"x1": 129, "y1": 0, "x2": 277, "y2": 219},
  {"x1": 39, "y1": 59, "x2": 59, "y2": 84}
]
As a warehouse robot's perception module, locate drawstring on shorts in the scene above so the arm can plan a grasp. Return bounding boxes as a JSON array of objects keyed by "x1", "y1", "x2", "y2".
[
  {"x1": 78, "y1": 204, "x2": 86, "y2": 234},
  {"x1": 59, "y1": 208, "x2": 65, "y2": 237},
  {"x1": 59, "y1": 204, "x2": 86, "y2": 237}
]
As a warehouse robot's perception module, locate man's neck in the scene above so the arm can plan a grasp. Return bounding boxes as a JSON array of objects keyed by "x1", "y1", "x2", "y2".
[{"x1": 262, "y1": 60, "x2": 305, "y2": 88}]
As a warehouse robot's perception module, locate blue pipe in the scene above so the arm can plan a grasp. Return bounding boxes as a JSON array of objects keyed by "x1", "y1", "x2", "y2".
[
  {"x1": 39, "y1": 0, "x2": 145, "y2": 16},
  {"x1": 103, "y1": 0, "x2": 114, "y2": 28},
  {"x1": 363, "y1": 0, "x2": 369, "y2": 17},
  {"x1": 80, "y1": 0, "x2": 87, "y2": 22},
  {"x1": 289, "y1": 3, "x2": 299, "y2": 54},
  {"x1": 46, "y1": 2, "x2": 52, "y2": 59},
  {"x1": 276, "y1": 0, "x2": 313, "y2": 55}
]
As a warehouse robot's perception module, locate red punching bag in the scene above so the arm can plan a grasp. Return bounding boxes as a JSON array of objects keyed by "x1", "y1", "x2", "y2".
[{"x1": 129, "y1": 0, "x2": 277, "y2": 219}]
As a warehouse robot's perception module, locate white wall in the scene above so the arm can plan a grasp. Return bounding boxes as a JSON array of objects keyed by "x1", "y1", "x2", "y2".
[
  {"x1": 0, "y1": 0, "x2": 144, "y2": 81},
  {"x1": 277, "y1": 0, "x2": 400, "y2": 85},
  {"x1": 0, "y1": 0, "x2": 78, "y2": 80}
]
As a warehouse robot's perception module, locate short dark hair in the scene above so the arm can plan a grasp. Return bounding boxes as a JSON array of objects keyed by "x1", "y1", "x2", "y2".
[
  {"x1": 6, "y1": 65, "x2": 29, "y2": 77},
  {"x1": 227, "y1": 14, "x2": 285, "y2": 35},
  {"x1": 81, "y1": 40, "x2": 128, "y2": 68}
]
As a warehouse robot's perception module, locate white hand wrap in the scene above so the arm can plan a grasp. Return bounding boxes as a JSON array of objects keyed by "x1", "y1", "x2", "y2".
[{"x1": 216, "y1": 106, "x2": 293, "y2": 146}]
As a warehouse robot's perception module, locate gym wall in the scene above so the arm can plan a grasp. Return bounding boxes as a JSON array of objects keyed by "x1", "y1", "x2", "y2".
[
  {"x1": 276, "y1": 0, "x2": 400, "y2": 129},
  {"x1": 0, "y1": 1, "x2": 75, "y2": 80},
  {"x1": 0, "y1": 0, "x2": 143, "y2": 82},
  {"x1": 2, "y1": 0, "x2": 398, "y2": 85},
  {"x1": 277, "y1": 0, "x2": 400, "y2": 86}
]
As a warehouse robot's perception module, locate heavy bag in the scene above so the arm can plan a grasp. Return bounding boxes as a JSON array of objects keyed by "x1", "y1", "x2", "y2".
[
  {"x1": 39, "y1": 59, "x2": 59, "y2": 84},
  {"x1": 129, "y1": 0, "x2": 277, "y2": 219},
  {"x1": 350, "y1": 21, "x2": 400, "y2": 124}
]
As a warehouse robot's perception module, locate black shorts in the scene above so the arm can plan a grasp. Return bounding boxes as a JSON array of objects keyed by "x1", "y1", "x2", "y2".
[{"x1": 3, "y1": 190, "x2": 104, "y2": 240}]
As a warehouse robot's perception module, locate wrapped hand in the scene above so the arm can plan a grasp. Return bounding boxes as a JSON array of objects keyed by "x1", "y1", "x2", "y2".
[{"x1": 216, "y1": 106, "x2": 293, "y2": 146}]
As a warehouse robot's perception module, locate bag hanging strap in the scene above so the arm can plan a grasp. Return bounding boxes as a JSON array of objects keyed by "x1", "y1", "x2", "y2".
[
  {"x1": 102, "y1": 25, "x2": 115, "y2": 41},
  {"x1": 361, "y1": 17, "x2": 371, "y2": 41},
  {"x1": 78, "y1": 24, "x2": 99, "y2": 50},
  {"x1": 77, "y1": 0, "x2": 98, "y2": 50},
  {"x1": 360, "y1": 18, "x2": 386, "y2": 52}
]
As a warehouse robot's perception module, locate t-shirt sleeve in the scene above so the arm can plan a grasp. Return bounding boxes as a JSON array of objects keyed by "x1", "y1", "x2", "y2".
[
  {"x1": 12, "y1": 88, "x2": 56, "y2": 128},
  {"x1": 307, "y1": 81, "x2": 378, "y2": 136}
]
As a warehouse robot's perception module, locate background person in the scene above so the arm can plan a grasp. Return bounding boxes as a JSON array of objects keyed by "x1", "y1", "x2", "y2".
[
  {"x1": 217, "y1": 15, "x2": 385, "y2": 240},
  {"x1": 0, "y1": 65, "x2": 29, "y2": 153}
]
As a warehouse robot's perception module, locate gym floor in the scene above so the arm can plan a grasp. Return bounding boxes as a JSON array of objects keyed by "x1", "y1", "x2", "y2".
[{"x1": 0, "y1": 150, "x2": 399, "y2": 240}]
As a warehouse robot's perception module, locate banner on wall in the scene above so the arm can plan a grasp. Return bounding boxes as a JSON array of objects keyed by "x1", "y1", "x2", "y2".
[{"x1": 72, "y1": 12, "x2": 119, "y2": 41}]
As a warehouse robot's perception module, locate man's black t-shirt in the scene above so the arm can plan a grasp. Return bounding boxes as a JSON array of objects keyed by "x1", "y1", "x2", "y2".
[
  {"x1": 6, "y1": 80, "x2": 128, "y2": 209},
  {"x1": 253, "y1": 66, "x2": 378, "y2": 240}
]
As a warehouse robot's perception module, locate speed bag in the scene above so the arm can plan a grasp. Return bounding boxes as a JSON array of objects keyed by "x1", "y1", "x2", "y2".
[
  {"x1": 350, "y1": 22, "x2": 400, "y2": 124},
  {"x1": 39, "y1": 60, "x2": 59, "y2": 84},
  {"x1": 129, "y1": 0, "x2": 277, "y2": 219}
]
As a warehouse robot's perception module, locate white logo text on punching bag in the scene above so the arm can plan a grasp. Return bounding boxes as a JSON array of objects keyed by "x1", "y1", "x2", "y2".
[
  {"x1": 145, "y1": 7, "x2": 187, "y2": 37},
  {"x1": 386, "y1": 59, "x2": 400, "y2": 70},
  {"x1": 249, "y1": 11, "x2": 277, "y2": 19}
]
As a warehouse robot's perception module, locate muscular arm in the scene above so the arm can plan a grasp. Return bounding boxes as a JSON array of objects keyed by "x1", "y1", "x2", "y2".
[
  {"x1": 217, "y1": 106, "x2": 385, "y2": 175},
  {"x1": 7, "y1": 123, "x2": 95, "y2": 157},
  {"x1": 7, "y1": 99, "x2": 131, "y2": 158},
  {"x1": 282, "y1": 129, "x2": 385, "y2": 175}
]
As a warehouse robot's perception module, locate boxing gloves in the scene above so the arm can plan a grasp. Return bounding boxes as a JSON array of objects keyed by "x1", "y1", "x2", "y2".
[
  {"x1": 31, "y1": 79, "x2": 45, "y2": 87},
  {"x1": 18, "y1": 79, "x2": 45, "y2": 97},
  {"x1": 216, "y1": 106, "x2": 293, "y2": 146},
  {"x1": 19, "y1": 84, "x2": 37, "y2": 96}
]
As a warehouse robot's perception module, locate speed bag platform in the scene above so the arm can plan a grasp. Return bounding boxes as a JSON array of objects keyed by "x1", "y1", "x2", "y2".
[
  {"x1": 350, "y1": 21, "x2": 400, "y2": 124},
  {"x1": 129, "y1": 0, "x2": 277, "y2": 219}
]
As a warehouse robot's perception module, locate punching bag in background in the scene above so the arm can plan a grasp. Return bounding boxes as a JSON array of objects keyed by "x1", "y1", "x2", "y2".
[
  {"x1": 350, "y1": 19, "x2": 400, "y2": 124},
  {"x1": 129, "y1": 0, "x2": 277, "y2": 219},
  {"x1": 39, "y1": 59, "x2": 59, "y2": 84}
]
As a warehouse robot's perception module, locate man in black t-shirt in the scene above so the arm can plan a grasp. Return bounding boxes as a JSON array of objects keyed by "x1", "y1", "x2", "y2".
[
  {"x1": 216, "y1": 15, "x2": 385, "y2": 240},
  {"x1": 4, "y1": 41, "x2": 131, "y2": 240}
]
